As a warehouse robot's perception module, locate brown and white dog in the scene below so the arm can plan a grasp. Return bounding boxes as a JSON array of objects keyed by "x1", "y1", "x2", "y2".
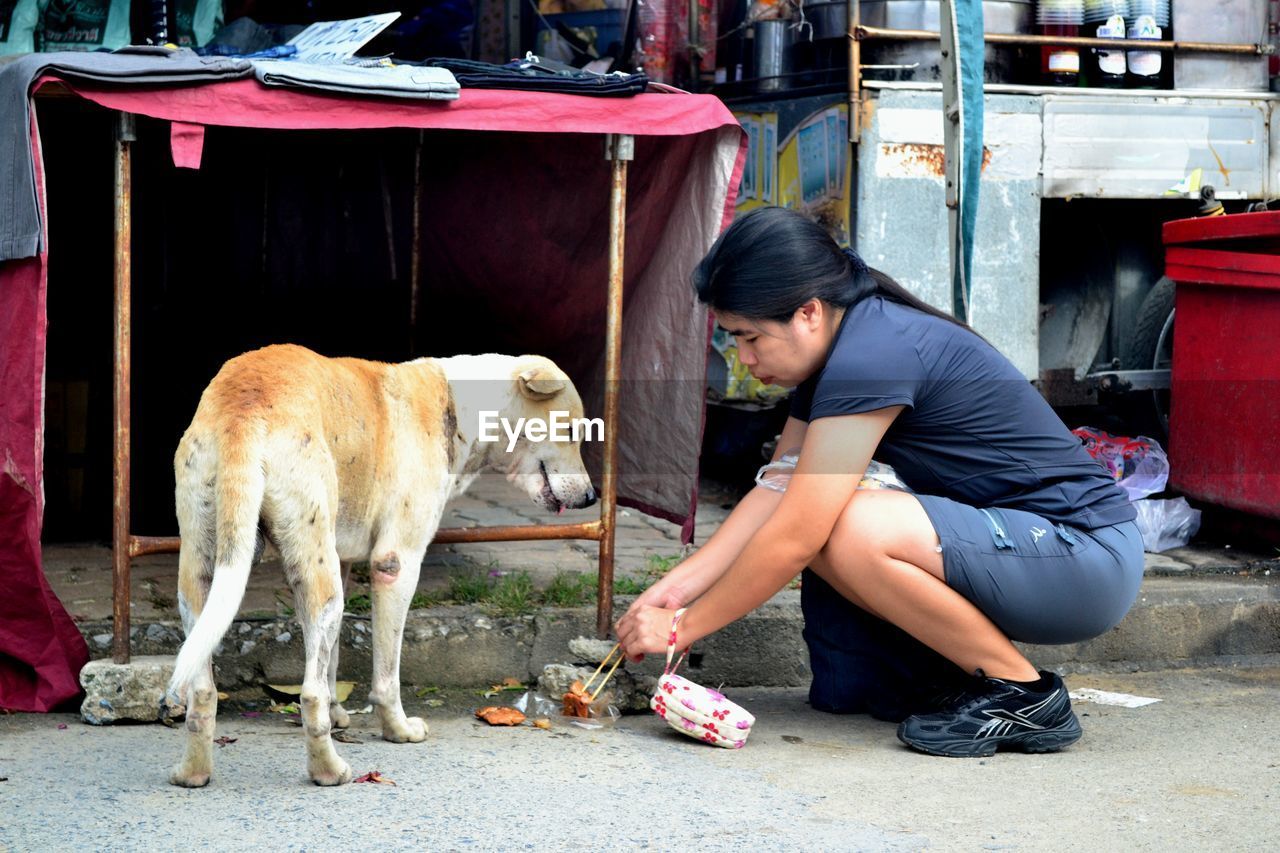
[{"x1": 164, "y1": 344, "x2": 596, "y2": 787}]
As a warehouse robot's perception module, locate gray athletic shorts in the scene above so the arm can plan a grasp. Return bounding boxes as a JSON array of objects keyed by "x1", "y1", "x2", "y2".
[{"x1": 916, "y1": 494, "x2": 1145, "y2": 645}]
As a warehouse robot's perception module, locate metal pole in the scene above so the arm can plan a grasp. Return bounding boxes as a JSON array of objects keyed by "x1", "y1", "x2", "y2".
[
  {"x1": 849, "y1": 0, "x2": 862, "y2": 140},
  {"x1": 855, "y1": 25, "x2": 1275, "y2": 55},
  {"x1": 598, "y1": 133, "x2": 633, "y2": 639},
  {"x1": 112, "y1": 113, "x2": 136, "y2": 664},
  {"x1": 128, "y1": 518, "x2": 606, "y2": 558}
]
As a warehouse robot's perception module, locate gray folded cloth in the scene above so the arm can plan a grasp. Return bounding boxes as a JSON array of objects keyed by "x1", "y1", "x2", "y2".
[
  {"x1": 1, "y1": 49, "x2": 253, "y2": 262},
  {"x1": 252, "y1": 60, "x2": 459, "y2": 101}
]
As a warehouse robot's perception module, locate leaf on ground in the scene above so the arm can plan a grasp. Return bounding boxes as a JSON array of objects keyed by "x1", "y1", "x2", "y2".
[
  {"x1": 269, "y1": 702, "x2": 301, "y2": 715},
  {"x1": 424, "y1": 699, "x2": 445, "y2": 708},
  {"x1": 490, "y1": 677, "x2": 525, "y2": 692},
  {"x1": 532, "y1": 718, "x2": 551, "y2": 730},
  {"x1": 414, "y1": 686, "x2": 440, "y2": 698},
  {"x1": 265, "y1": 682, "x2": 355, "y2": 703},
  {"x1": 353, "y1": 770, "x2": 396, "y2": 785},
  {"x1": 217, "y1": 692, "x2": 229, "y2": 701},
  {"x1": 214, "y1": 736, "x2": 237, "y2": 747},
  {"x1": 350, "y1": 705, "x2": 374, "y2": 715},
  {"x1": 332, "y1": 730, "x2": 362, "y2": 744}
]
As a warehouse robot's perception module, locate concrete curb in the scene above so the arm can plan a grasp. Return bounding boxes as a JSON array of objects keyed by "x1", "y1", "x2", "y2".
[{"x1": 76, "y1": 574, "x2": 1280, "y2": 691}]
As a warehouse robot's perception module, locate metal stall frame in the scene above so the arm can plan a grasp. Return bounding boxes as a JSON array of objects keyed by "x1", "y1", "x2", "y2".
[
  {"x1": 110, "y1": 123, "x2": 636, "y2": 663},
  {"x1": 846, "y1": 0, "x2": 1275, "y2": 140}
]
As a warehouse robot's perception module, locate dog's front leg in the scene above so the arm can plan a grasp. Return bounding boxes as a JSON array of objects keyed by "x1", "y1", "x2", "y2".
[{"x1": 368, "y1": 547, "x2": 428, "y2": 743}]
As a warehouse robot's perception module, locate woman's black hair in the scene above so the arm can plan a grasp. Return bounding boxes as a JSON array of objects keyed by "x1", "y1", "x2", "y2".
[{"x1": 693, "y1": 206, "x2": 981, "y2": 337}]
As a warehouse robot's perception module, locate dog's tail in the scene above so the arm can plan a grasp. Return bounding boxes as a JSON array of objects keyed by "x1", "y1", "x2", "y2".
[{"x1": 167, "y1": 440, "x2": 266, "y2": 700}]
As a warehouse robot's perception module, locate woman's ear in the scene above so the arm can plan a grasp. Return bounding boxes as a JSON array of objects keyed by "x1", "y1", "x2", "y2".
[{"x1": 795, "y1": 298, "x2": 824, "y2": 332}]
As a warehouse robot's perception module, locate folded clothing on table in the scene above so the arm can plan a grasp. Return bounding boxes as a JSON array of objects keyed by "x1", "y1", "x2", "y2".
[
  {"x1": 252, "y1": 60, "x2": 459, "y2": 100},
  {"x1": 418, "y1": 55, "x2": 648, "y2": 97}
]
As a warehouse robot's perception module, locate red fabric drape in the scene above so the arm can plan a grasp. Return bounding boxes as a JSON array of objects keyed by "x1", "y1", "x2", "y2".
[{"x1": 0, "y1": 108, "x2": 89, "y2": 710}]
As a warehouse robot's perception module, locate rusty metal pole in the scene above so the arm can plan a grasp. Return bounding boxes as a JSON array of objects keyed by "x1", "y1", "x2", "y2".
[
  {"x1": 597, "y1": 134, "x2": 633, "y2": 638},
  {"x1": 849, "y1": 0, "x2": 862, "y2": 140},
  {"x1": 112, "y1": 112, "x2": 136, "y2": 664}
]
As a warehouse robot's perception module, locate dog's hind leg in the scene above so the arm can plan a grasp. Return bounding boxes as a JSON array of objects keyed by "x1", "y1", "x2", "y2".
[
  {"x1": 170, "y1": 539, "x2": 218, "y2": 788},
  {"x1": 368, "y1": 545, "x2": 429, "y2": 743},
  {"x1": 283, "y1": 521, "x2": 352, "y2": 786},
  {"x1": 326, "y1": 561, "x2": 352, "y2": 731},
  {"x1": 326, "y1": 650, "x2": 350, "y2": 730}
]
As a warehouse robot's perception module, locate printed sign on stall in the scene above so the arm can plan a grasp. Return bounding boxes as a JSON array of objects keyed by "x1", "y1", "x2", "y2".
[
  {"x1": 732, "y1": 111, "x2": 778, "y2": 212},
  {"x1": 778, "y1": 104, "x2": 852, "y2": 247},
  {"x1": 287, "y1": 12, "x2": 400, "y2": 63}
]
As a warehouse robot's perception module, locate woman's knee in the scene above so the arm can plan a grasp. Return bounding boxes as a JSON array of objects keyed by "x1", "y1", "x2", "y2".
[{"x1": 821, "y1": 491, "x2": 943, "y2": 580}]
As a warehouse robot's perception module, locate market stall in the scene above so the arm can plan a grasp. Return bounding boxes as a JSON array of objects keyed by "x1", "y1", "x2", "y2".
[{"x1": 0, "y1": 67, "x2": 744, "y2": 712}]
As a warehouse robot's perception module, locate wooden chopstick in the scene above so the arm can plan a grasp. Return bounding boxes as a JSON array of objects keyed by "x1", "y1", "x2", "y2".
[{"x1": 584, "y1": 642, "x2": 624, "y2": 703}]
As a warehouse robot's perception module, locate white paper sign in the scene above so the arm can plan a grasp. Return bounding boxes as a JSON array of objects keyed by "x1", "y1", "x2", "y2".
[{"x1": 287, "y1": 12, "x2": 401, "y2": 64}]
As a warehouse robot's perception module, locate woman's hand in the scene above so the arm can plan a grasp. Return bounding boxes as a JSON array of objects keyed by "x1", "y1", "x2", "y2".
[
  {"x1": 624, "y1": 582, "x2": 686, "y2": 617},
  {"x1": 615, "y1": 605, "x2": 680, "y2": 662}
]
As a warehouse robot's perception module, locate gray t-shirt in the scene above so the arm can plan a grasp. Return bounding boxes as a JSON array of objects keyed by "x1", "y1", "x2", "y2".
[{"x1": 790, "y1": 295, "x2": 1135, "y2": 529}]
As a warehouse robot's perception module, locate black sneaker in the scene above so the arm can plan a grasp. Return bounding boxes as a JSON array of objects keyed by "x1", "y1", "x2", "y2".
[{"x1": 896, "y1": 670, "x2": 1082, "y2": 758}]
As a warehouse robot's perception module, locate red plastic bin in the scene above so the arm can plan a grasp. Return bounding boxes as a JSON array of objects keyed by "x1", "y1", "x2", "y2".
[{"x1": 1162, "y1": 210, "x2": 1280, "y2": 519}]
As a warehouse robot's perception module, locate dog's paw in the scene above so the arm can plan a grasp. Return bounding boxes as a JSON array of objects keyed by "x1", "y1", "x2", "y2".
[
  {"x1": 310, "y1": 758, "x2": 353, "y2": 787},
  {"x1": 382, "y1": 716, "x2": 428, "y2": 744},
  {"x1": 169, "y1": 766, "x2": 211, "y2": 788},
  {"x1": 329, "y1": 703, "x2": 351, "y2": 730}
]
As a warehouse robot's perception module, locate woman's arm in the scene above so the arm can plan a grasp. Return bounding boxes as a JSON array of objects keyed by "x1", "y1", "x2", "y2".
[
  {"x1": 616, "y1": 407, "x2": 902, "y2": 656},
  {"x1": 626, "y1": 417, "x2": 809, "y2": 613}
]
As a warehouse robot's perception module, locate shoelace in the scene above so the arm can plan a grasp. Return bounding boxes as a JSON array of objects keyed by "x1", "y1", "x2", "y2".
[{"x1": 943, "y1": 672, "x2": 1029, "y2": 716}]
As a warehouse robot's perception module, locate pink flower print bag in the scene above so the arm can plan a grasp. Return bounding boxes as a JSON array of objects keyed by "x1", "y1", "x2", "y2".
[{"x1": 649, "y1": 608, "x2": 755, "y2": 749}]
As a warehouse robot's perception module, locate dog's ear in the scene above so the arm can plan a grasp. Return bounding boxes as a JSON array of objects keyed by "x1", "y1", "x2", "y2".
[{"x1": 517, "y1": 366, "x2": 567, "y2": 400}]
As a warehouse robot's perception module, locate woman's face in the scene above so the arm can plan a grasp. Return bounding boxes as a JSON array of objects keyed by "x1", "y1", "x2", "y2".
[{"x1": 714, "y1": 299, "x2": 835, "y2": 389}]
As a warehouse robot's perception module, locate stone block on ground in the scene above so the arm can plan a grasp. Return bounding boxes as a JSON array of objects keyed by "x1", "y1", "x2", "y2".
[
  {"x1": 537, "y1": 661, "x2": 657, "y2": 714},
  {"x1": 567, "y1": 636, "x2": 617, "y2": 663},
  {"x1": 79, "y1": 655, "x2": 175, "y2": 725}
]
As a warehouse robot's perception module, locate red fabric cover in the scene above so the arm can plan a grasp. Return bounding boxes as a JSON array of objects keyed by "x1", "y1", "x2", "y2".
[
  {"x1": 50, "y1": 78, "x2": 738, "y2": 140},
  {"x1": 1, "y1": 78, "x2": 744, "y2": 712},
  {"x1": 0, "y1": 112, "x2": 89, "y2": 711}
]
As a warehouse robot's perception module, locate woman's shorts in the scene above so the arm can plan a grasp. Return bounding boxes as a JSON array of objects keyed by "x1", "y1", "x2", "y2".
[{"x1": 915, "y1": 494, "x2": 1145, "y2": 645}]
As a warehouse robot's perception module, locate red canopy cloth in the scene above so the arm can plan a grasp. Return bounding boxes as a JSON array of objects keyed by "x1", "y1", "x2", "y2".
[{"x1": 0, "y1": 77, "x2": 744, "y2": 712}]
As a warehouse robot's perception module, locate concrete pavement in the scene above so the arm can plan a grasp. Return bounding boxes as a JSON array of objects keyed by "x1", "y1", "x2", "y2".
[{"x1": 1, "y1": 664, "x2": 1277, "y2": 851}]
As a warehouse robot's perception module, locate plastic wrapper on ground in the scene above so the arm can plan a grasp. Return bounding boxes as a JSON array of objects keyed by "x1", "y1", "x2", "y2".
[{"x1": 1132, "y1": 497, "x2": 1201, "y2": 552}]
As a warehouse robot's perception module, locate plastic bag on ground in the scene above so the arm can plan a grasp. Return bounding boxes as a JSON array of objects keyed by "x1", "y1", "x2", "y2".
[
  {"x1": 1132, "y1": 497, "x2": 1201, "y2": 553},
  {"x1": 1072, "y1": 427, "x2": 1169, "y2": 501}
]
